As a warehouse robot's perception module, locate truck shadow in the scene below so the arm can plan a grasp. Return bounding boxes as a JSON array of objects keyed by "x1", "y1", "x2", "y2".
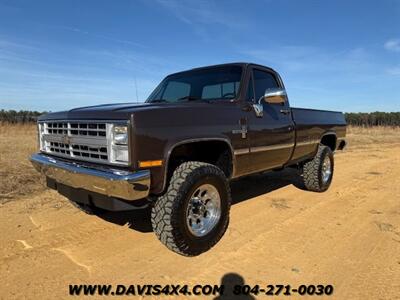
[
  {"x1": 95, "y1": 168, "x2": 304, "y2": 233},
  {"x1": 230, "y1": 167, "x2": 303, "y2": 205}
]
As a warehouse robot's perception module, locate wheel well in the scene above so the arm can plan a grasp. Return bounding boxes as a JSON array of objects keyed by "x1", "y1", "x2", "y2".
[
  {"x1": 167, "y1": 140, "x2": 233, "y2": 179},
  {"x1": 320, "y1": 134, "x2": 336, "y2": 151}
]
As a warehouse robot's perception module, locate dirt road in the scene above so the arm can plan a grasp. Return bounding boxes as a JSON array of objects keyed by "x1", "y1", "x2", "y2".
[{"x1": 1, "y1": 142, "x2": 400, "y2": 299}]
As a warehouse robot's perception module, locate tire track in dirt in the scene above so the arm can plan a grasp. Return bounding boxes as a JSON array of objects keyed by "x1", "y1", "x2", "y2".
[{"x1": 1, "y1": 144, "x2": 399, "y2": 299}]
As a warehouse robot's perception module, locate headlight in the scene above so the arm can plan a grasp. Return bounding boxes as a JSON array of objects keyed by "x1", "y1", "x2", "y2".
[
  {"x1": 111, "y1": 144, "x2": 129, "y2": 163},
  {"x1": 109, "y1": 124, "x2": 129, "y2": 165},
  {"x1": 113, "y1": 125, "x2": 128, "y2": 145}
]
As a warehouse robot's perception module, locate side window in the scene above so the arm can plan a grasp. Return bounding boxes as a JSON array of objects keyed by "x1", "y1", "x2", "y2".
[
  {"x1": 246, "y1": 75, "x2": 254, "y2": 102},
  {"x1": 162, "y1": 81, "x2": 190, "y2": 101},
  {"x1": 202, "y1": 84, "x2": 220, "y2": 99},
  {"x1": 253, "y1": 69, "x2": 279, "y2": 101},
  {"x1": 222, "y1": 82, "x2": 239, "y2": 97},
  {"x1": 202, "y1": 81, "x2": 239, "y2": 99}
]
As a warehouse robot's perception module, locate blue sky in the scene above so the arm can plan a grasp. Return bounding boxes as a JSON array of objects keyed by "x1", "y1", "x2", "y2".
[{"x1": 0, "y1": 0, "x2": 399, "y2": 112}]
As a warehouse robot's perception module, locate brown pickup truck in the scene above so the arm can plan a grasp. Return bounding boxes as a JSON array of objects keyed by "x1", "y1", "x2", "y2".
[{"x1": 31, "y1": 62, "x2": 346, "y2": 256}]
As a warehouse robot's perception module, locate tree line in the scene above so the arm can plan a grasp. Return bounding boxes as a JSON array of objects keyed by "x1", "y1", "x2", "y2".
[
  {"x1": 0, "y1": 109, "x2": 46, "y2": 123},
  {"x1": 344, "y1": 112, "x2": 400, "y2": 127},
  {"x1": 0, "y1": 109, "x2": 399, "y2": 126}
]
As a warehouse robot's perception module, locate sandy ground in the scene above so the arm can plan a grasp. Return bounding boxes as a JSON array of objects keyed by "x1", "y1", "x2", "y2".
[{"x1": 1, "y1": 142, "x2": 400, "y2": 299}]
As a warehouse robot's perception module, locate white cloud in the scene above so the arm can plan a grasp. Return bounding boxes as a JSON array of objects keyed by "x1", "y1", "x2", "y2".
[
  {"x1": 155, "y1": 0, "x2": 244, "y2": 29},
  {"x1": 240, "y1": 46, "x2": 372, "y2": 75},
  {"x1": 239, "y1": 44, "x2": 394, "y2": 111},
  {"x1": 56, "y1": 26, "x2": 146, "y2": 48},
  {"x1": 384, "y1": 39, "x2": 400, "y2": 52},
  {"x1": 387, "y1": 66, "x2": 400, "y2": 75},
  {"x1": 0, "y1": 37, "x2": 176, "y2": 110}
]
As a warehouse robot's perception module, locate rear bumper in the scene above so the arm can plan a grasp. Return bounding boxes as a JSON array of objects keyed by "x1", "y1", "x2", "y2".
[{"x1": 30, "y1": 153, "x2": 150, "y2": 201}]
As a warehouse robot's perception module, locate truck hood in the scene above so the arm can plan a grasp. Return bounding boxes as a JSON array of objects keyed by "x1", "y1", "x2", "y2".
[{"x1": 38, "y1": 102, "x2": 164, "y2": 120}]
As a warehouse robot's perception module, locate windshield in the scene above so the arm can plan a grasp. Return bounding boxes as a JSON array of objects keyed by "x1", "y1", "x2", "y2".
[{"x1": 147, "y1": 65, "x2": 243, "y2": 103}]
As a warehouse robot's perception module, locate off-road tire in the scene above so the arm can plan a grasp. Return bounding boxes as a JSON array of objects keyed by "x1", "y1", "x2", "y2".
[
  {"x1": 151, "y1": 161, "x2": 231, "y2": 256},
  {"x1": 301, "y1": 145, "x2": 334, "y2": 192}
]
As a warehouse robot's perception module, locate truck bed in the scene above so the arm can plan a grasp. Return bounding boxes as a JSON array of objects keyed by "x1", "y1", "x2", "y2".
[
  {"x1": 289, "y1": 107, "x2": 347, "y2": 163},
  {"x1": 292, "y1": 107, "x2": 346, "y2": 126}
]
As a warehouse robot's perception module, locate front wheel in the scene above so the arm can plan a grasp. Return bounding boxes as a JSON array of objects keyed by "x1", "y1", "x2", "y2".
[
  {"x1": 301, "y1": 145, "x2": 334, "y2": 192},
  {"x1": 151, "y1": 161, "x2": 231, "y2": 256}
]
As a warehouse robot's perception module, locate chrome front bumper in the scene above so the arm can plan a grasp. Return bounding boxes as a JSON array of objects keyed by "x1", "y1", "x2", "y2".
[{"x1": 30, "y1": 153, "x2": 150, "y2": 201}]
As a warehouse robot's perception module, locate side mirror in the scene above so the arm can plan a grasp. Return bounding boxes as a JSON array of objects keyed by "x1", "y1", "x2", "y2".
[
  {"x1": 262, "y1": 88, "x2": 287, "y2": 105},
  {"x1": 251, "y1": 88, "x2": 287, "y2": 118}
]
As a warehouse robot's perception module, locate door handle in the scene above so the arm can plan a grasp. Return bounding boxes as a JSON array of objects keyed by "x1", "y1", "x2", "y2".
[{"x1": 280, "y1": 109, "x2": 290, "y2": 115}]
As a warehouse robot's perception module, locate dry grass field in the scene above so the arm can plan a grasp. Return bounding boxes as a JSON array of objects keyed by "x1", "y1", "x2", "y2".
[
  {"x1": 0, "y1": 123, "x2": 44, "y2": 201},
  {"x1": 0, "y1": 124, "x2": 398, "y2": 201},
  {"x1": 346, "y1": 125, "x2": 400, "y2": 147},
  {"x1": 1, "y1": 123, "x2": 400, "y2": 299}
]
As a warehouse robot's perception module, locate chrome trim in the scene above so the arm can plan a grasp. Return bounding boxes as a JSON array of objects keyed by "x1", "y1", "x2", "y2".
[
  {"x1": 264, "y1": 88, "x2": 287, "y2": 98},
  {"x1": 42, "y1": 134, "x2": 107, "y2": 145},
  {"x1": 236, "y1": 140, "x2": 319, "y2": 155},
  {"x1": 321, "y1": 155, "x2": 332, "y2": 184},
  {"x1": 30, "y1": 153, "x2": 149, "y2": 201},
  {"x1": 263, "y1": 88, "x2": 287, "y2": 105},
  {"x1": 234, "y1": 148, "x2": 250, "y2": 155},
  {"x1": 232, "y1": 123, "x2": 248, "y2": 139},
  {"x1": 235, "y1": 142, "x2": 295, "y2": 155},
  {"x1": 252, "y1": 103, "x2": 263, "y2": 117},
  {"x1": 295, "y1": 139, "x2": 320, "y2": 146},
  {"x1": 250, "y1": 143, "x2": 295, "y2": 153},
  {"x1": 37, "y1": 119, "x2": 129, "y2": 123},
  {"x1": 38, "y1": 119, "x2": 131, "y2": 167},
  {"x1": 186, "y1": 184, "x2": 221, "y2": 237}
]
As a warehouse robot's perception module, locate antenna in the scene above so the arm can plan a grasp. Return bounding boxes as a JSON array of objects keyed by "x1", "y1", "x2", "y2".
[{"x1": 134, "y1": 77, "x2": 139, "y2": 102}]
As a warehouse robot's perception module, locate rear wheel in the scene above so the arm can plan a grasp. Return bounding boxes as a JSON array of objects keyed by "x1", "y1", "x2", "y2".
[
  {"x1": 301, "y1": 145, "x2": 334, "y2": 192},
  {"x1": 151, "y1": 161, "x2": 231, "y2": 256}
]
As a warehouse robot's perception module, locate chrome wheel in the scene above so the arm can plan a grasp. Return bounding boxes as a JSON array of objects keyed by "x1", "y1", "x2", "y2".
[
  {"x1": 186, "y1": 184, "x2": 221, "y2": 237},
  {"x1": 322, "y1": 155, "x2": 332, "y2": 184}
]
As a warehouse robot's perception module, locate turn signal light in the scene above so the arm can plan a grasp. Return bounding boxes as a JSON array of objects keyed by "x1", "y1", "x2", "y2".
[{"x1": 139, "y1": 160, "x2": 163, "y2": 168}]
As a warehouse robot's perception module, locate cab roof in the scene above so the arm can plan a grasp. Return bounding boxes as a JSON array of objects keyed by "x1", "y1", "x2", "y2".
[{"x1": 168, "y1": 62, "x2": 278, "y2": 77}]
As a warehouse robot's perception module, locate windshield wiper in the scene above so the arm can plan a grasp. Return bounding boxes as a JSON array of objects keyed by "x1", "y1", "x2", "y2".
[
  {"x1": 178, "y1": 96, "x2": 214, "y2": 103},
  {"x1": 177, "y1": 95, "x2": 200, "y2": 101},
  {"x1": 151, "y1": 97, "x2": 213, "y2": 103}
]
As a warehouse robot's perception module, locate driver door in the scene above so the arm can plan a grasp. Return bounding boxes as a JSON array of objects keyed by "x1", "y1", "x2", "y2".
[{"x1": 245, "y1": 67, "x2": 295, "y2": 173}]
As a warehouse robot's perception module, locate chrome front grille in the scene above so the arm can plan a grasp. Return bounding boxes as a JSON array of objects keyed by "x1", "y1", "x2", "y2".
[
  {"x1": 40, "y1": 121, "x2": 109, "y2": 164},
  {"x1": 48, "y1": 142, "x2": 108, "y2": 161},
  {"x1": 46, "y1": 122, "x2": 107, "y2": 137}
]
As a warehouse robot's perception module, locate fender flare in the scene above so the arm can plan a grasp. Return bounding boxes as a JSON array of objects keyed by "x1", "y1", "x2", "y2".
[
  {"x1": 160, "y1": 137, "x2": 236, "y2": 193},
  {"x1": 319, "y1": 131, "x2": 337, "y2": 150}
]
